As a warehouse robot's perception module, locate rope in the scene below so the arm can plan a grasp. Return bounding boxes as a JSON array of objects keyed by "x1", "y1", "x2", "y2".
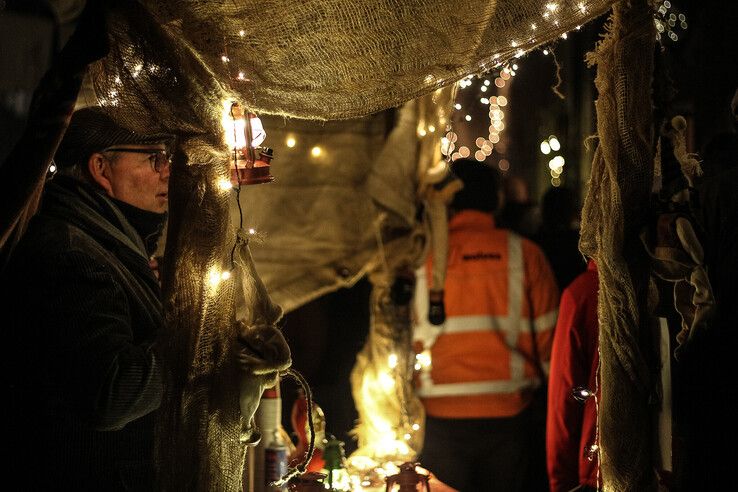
[{"x1": 271, "y1": 368, "x2": 317, "y2": 487}]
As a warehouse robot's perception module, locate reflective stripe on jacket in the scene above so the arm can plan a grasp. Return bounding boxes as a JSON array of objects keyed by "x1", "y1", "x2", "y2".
[{"x1": 414, "y1": 210, "x2": 559, "y2": 418}]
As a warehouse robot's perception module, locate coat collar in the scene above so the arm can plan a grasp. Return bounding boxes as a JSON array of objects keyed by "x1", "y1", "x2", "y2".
[{"x1": 449, "y1": 209, "x2": 497, "y2": 230}]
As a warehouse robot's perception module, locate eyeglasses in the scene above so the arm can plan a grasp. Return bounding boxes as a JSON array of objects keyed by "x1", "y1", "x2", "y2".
[{"x1": 103, "y1": 148, "x2": 172, "y2": 173}]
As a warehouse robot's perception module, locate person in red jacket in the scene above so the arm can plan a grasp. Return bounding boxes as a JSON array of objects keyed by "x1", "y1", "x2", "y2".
[{"x1": 546, "y1": 260, "x2": 601, "y2": 491}]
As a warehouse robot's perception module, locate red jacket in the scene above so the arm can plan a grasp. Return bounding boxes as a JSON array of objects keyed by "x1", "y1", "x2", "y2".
[{"x1": 546, "y1": 260, "x2": 600, "y2": 491}]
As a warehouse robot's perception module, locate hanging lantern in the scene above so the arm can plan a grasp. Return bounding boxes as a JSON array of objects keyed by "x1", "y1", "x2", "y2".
[
  {"x1": 223, "y1": 101, "x2": 274, "y2": 185},
  {"x1": 385, "y1": 462, "x2": 431, "y2": 492}
]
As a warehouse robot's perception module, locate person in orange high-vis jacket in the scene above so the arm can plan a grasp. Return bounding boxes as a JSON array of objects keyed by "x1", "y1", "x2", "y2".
[{"x1": 415, "y1": 160, "x2": 559, "y2": 492}]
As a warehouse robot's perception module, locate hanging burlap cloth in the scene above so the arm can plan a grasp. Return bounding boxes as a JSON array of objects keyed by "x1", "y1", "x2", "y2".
[{"x1": 580, "y1": 0, "x2": 657, "y2": 490}]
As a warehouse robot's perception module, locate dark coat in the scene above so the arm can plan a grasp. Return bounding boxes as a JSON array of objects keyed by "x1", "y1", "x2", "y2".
[{"x1": 3, "y1": 176, "x2": 163, "y2": 490}]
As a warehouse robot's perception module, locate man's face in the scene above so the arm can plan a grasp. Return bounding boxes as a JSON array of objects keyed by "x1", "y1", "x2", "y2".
[{"x1": 101, "y1": 144, "x2": 170, "y2": 213}]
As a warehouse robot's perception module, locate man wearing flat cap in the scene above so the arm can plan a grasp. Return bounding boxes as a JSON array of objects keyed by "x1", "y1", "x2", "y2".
[{"x1": 2, "y1": 106, "x2": 173, "y2": 489}]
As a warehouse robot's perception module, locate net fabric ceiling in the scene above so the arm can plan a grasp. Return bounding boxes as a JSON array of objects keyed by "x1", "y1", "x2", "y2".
[{"x1": 92, "y1": 0, "x2": 615, "y2": 124}]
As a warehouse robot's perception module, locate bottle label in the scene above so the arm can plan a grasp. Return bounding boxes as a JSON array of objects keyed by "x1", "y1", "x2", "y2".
[{"x1": 265, "y1": 446, "x2": 288, "y2": 490}]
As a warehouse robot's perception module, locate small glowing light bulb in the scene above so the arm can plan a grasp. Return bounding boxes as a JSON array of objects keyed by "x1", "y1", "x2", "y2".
[
  {"x1": 221, "y1": 55, "x2": 230, "y2": 63},
  {"x1": 248, "y1": 228, "x2": 256, "y2": 234},
  {"x1": 549, "y1": 136, "x2": 561, "y2": 151},
  {"x1": 286, "y1": 137, "x2": 296, "y2": 148},
  {"x1": 586, "y1": 444, "x2": 599, "y2": 461},
  {"x1": 311, "y1": 146, "x2": 322, "y2": 157},
  {"x1": 454, "y1": 103, "x2": 462, "y2": 110},
  {"x1": 540, "y1": 141, "x2": 551, "y2": 155},
  {"x1": 207, "y1": 269, "x2": 222, "y2": 289},
  {"x1": 412, "y1": 423, "x2": 420, "y2": 431},
  {"x1": 572, "y1": 386, "x2": 594, "y2": 402},
  {"x1": 465, "y1": 114, "x2": 472, "y2": 121},
  {"x1": 388, "y1": 353, "x2": 398, "y2": 369},
  {"x1": 220, "y1": 270, "x2": 232, "y2": 281},
  {"x1": 239, "y1": 30, "x2": 245, "y2": 37},
  {"x1": 218, "y1": 178, "x2": 233, "y2": 191},
  {"x1": 48, "y1": 163, "x2": 57, "y2": 173},
  {"x1": 428, "y1": 125, "x2": 436, "y2": 133}
]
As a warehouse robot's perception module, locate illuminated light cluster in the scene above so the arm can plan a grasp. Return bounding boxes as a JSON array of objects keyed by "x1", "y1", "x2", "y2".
[
  {"x1": 441, "y1": 131, "x2": 458, "y2": 157},
  {"x1": 207, "y1": 266, "x2": 233, "y2": 290},
  {"x1": 378, "y1": 372, "x2": 395, "y2": 391},
  {"x1": 414, "y1": 350, "x2": 432, "y2": 371},
  {"x1": 539, "y1": 135, "x2": 560, "y2": 155},
  {"x1": 541, "y1": 135, "x2": 564, "y2": 186},
  {"x1": 572, "y1": 386, "x2": 595, "y2": 402},
  {"x1": 218, "y1": 177, "x2": 234, "y2": 191},
  {"x1": 586, "y1": 444, "x2": 599, "y2": 462},
  {"x1": 458, "y1": 76, "x2": 474, "y2": 89},
  {"x1": 549, "y1": 155, "x2": 565, "y2": 170},
  {"x1": 349, "y1": 350, "x2": 423, "y2": 486},
  {"x1": 655, "y1": 0, "x2": 687, "y2": 43},
  {"x1": 416, "y1": 123, "x2": 437, "y2": 138},
  {"x1": 446, "y1": 65, "x2": 516, "y2": 166}
]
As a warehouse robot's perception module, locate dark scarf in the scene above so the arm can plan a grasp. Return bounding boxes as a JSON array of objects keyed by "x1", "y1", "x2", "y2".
[{"x1": 110, "y1": 197, "x2": 167, "y2": 256}]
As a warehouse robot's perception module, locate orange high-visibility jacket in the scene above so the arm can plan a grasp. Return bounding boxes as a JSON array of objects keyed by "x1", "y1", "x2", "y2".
[{"x1": 414, "y1": 210, "x2": 559, "y2": 418}]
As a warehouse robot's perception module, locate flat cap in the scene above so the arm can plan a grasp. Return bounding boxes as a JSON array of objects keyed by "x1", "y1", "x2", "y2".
[{"x1": 54, "y1": 107, "x2": 175, "y2": 168}]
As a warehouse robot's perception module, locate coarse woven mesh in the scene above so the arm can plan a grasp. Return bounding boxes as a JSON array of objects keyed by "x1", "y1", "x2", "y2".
[
  {"x1": 82, "y1": 1, "x2": 619, "y2": 490},
  {"x1": 92, "y1": 0, "x2": 615, "y2": 122},
  {"x1": 579, "y1": 0, "x2": 656, "y2": 489}
]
